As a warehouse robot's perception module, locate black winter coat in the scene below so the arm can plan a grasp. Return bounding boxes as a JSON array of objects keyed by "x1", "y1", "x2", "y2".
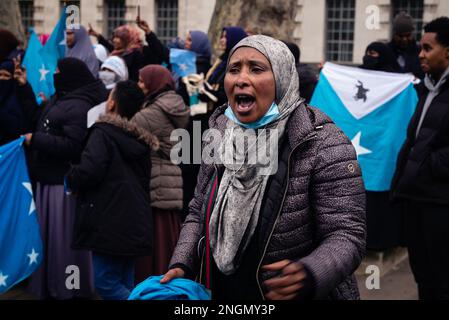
[
  {"x1": 391, "y1": 80, "x2": 449, "y2": 204},
  {"x1": 0, "y1": 84, "x2": 25, "y2": 146},
  {"x1": 17, "y1": 80, "x2": 108, "y2": 184},
  {"x1": 388, "y1": 41, "x2": 425, "y2": 80},
  {"x1": 67, "y1": 113, "x2": 159, "y2": 256}
]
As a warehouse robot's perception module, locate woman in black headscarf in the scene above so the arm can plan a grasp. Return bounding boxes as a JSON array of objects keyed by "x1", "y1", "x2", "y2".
[
  {"x1": 360, "y1": 42, "x2": 405, "y2": 251},
  {"x1": 360, "y1": 42, "x2": 401, "y2": 73},
  {"x1": 205, "y1": 27, "x2": 248, "y2": 110},
  {"x1": 14, "y1": 57, "x2": 108, "y2": 299},
  {"x1": 0, "y1": 59, "x2": 25, "y2": 146}
]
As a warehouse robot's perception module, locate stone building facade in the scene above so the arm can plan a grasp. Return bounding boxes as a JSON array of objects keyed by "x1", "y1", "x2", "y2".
[{"x1": 18, "y1": 0, "x2": 449, "y2": 63}]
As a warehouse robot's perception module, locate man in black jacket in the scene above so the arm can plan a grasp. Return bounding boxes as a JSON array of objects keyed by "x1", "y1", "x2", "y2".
[
  {"x1": 389, "y1": 12, "x2": 425, "y2": 80},
  {"x1": 391, "y1": 17, "x2": 449, "y2": 300}
]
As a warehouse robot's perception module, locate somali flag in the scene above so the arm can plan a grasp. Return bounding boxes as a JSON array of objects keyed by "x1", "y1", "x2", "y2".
[
  {"x1": 170, "y1": 48, "x2": 197, "y2": 77},
  {"x1": 40, "y1": 9, "x2": 67, "y2": 72},
  {"x1": 22, "y1": 29, "x2": 51, "y2": 104},
  {"x1": 310, "y1": 62, "x2": 418, "y2": 191},
  {"x1": 28, "y1": 10, "x2": 67, "y2": 99},
  {"x1": 0, "y1": 138, "x2": 43, "y2": 293}
]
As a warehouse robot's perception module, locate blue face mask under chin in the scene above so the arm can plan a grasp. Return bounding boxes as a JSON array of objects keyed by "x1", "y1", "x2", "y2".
[{"x1": 224, "y1": 102, "x2": 280, "y2": 129}]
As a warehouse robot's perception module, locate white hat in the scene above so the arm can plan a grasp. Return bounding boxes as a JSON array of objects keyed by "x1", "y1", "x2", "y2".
[{"x1": 101, "y1": 56, "x2": 129, "y2": 82}]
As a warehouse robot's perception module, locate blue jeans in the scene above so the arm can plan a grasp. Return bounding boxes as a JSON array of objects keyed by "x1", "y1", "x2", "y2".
[{"x1": 92, "y1": 253, "x2": 135, "y2": 300}]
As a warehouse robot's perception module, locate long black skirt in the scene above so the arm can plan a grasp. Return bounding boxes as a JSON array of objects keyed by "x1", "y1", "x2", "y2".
[{"x1": 366, "y1": 191, "x2": 405, "y2": 250}]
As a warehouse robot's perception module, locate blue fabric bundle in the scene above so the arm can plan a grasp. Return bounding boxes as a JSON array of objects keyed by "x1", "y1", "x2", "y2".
[{"x1": 128, "y1": 275, "x2": 211, "y2": 300}]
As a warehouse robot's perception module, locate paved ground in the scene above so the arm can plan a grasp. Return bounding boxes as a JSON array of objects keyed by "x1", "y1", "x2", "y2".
[{"x1": 356, "y1": 257, "x2": 418, "y2": 300}]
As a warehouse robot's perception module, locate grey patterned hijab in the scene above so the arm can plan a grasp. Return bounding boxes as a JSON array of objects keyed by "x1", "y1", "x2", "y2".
[{"x1": 209, "y1": 35, "x2": 305, "y2": 275}]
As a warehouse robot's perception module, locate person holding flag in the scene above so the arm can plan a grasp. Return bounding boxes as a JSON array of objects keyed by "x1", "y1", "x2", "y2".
[
  {"x1": 14, "y1": 57, "x2": 108, "y2": 299},
  {"x1": 356, "y1": 41, "x2": 407, "y2": 251},
  {"x1": 0, "y1": 59, "x2": 26, "y2": 146}
]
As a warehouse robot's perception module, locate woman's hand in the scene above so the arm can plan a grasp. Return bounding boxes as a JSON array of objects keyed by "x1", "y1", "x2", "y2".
[
  {"x1": 38, "y1": 92, "x2": 47, "y2": 103},
  {"x1": 160, "y1": 267, "x2": 185, "y2": 284},
  {"x1": 262, "y1": 259, "x2": 308, "y2": 300},
  {"x1": 13, "y1": 56, "x2": 27, "y2": 86},
  {"x1": 88, "y1": 23, "x2": 100, "y2": 38},
  {"x1": 136, "y1": 17, "x2": 151, "y2": 34},
  {"x1": 22, "y1": 133, "x2": 33, "y2": 146}
]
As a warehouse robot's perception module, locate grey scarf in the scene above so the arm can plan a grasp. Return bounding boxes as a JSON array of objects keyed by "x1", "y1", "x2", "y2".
[
  {"x1": 415, "y1": 67, "x2": 449, "y2": 138},
  {"x1": 209, "y1": 35, "x2": 306, "y2": 275}
]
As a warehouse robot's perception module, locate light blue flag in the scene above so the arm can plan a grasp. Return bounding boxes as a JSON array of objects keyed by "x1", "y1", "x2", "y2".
[
  {"x1": 39, "y1": 9, "x2": 67, "y2": 96},
  {"x1": 0, "y1": 137, "x2": 43, "y2": 293},
  {"x1": 22, "y1": 29, "x2": 51, "y2": 104},
  {"x1": 170, "y1": 48, "x2": 197, "y2": 78},
  {"x1": 310, "y1": 62, "x2": 418, "y2": 191}
]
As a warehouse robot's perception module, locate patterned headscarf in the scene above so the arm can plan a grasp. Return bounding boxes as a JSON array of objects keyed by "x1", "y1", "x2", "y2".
[
  {"x1": 209, "y1": 35, "x2": 305, "y2": 275},
  {"x1": 111, "y1": 25, "x2": 142, "y2": 56}
]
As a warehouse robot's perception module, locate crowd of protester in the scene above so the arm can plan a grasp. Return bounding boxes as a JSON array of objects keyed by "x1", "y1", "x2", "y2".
[{"x1": 1, "y1": 10, "x2": 449, "y2": 300}]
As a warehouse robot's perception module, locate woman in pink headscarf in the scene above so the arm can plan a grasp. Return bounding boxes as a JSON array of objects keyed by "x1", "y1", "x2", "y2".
[
  {"x1": 89, "y1": 23, "x2": 169, "y2": 82},
  {"x1": 131, "y1": 65, "x2": 190, "y2": 282}
]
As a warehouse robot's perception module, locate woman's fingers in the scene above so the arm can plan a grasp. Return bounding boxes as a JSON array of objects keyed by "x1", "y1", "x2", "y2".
[
  {"x1": 262, "y1": 261, "x2": 308, "y2": 301},
  {"x1": 160, "y1": 268, "x2": 185, "y2": 284},
  {"x1": 261, "y1": 259, "x2": 291, "y2": 271},
  {"x1": 264, "y1": 269, "x2": 307, "y2": 289},
  {"x1": 269, "y1": 282, "x2": 304, "y2": 296}
]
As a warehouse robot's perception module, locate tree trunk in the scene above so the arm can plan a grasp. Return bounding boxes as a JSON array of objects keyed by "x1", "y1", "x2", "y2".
[
  {"x1": 0, "y1": 0, "x2": 25, "y2": 44},
  {"x1": 208, "y1": 0, "x2": 297, "y2": 56}
]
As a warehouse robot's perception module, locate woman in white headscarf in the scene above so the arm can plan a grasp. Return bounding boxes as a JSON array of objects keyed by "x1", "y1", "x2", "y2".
[
  {"x1": 87, "y1": 56, "x2": 129, "y2": 127},
  {"x1": 99, "y1": 56, "x2": 128, "y2": 90},
  {"x1": 161, "y1": 35, "x2": 366, "y2": 300},
  {"x1": 66, "y1": 26, "x2": 99, "y2": 77}
]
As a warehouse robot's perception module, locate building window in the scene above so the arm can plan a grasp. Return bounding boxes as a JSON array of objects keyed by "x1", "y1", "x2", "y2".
[
  {"x1": 392, "y1": 0, "x2": 424, "y2": 41},
  {"x1": 19, "y1": 0, "x2": 34, "y2": 33},
  {"x1": 156, "y1": 0, "x2": 178, "y2": 45},
  {"x1": 326, "y1": 0, "x2": 355, "y2": 63},
  {"x1": 105, "y1": 0, "x2": 126, "y2": 39}
]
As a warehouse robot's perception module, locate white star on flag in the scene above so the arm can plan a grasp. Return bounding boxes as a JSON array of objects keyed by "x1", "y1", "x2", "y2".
[
  {"x1": 27, "y1": 248, "x2": 39, "y2": 266},
  {"x1": 22, "y1": 182, "x2": 36, "y2": 215},
  {"x1": 351, "y1": 132, "x2": 372, "y2": 157},
  {"x1": 0, "y1": 272, "x2": 8, "y2": 287},
  {"x1": 39, "y1": 64, "x2": 50, "y2": 81},
  {"x1": 179, "y1": 63, "x2": 188, "y2": 71}
]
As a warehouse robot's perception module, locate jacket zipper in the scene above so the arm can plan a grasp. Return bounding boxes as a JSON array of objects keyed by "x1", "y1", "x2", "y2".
[{"x1": 255, "y1": 133, "x2": 317, "y2": 300}]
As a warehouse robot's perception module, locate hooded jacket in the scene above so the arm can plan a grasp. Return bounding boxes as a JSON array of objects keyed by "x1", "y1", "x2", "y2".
[
  {"x1": 67, "y1": 113, "x2": 159, "y2": 256},
  {"x1": 132, "y1": 90, "x2": 190, "y2": 210},
  {"x1": 17, "y1": 78, "x2": 108, "y2": 184}
]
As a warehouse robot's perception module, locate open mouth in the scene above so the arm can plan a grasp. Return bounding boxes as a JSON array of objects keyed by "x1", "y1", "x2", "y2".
[{"x1": 234, "y1": 94, "x2": 256, "y2": 114}]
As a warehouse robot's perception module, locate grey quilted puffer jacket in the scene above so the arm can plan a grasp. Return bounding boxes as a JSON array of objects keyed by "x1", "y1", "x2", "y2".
[
  {"x1": 169, "y1": 103, "x2": 366, "y2": 300},
  {"x1": 132, "y1": 90, "x2": 190, "y2": 210}
]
